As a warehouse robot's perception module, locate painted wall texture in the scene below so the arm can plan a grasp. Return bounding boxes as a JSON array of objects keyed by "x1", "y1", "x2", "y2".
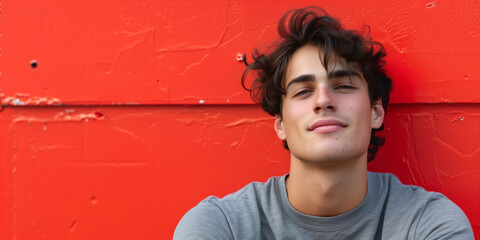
[{"x1": 0, "y1": 0, "x2": 478, "y2": 239}]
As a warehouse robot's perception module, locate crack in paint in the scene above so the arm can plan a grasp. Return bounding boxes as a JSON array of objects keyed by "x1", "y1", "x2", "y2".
[
  {"x1": 178, "y1": 53, "x2": 209, "y2": 76},
  {"x1": 225, "y1": 117, "x2": 272, "y2": 128},
  {"x1": 111, "y1": 125, "x2": 156, "y2": 155}
]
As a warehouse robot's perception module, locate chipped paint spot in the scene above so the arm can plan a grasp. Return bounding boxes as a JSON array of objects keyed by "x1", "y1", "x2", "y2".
[
  {"x1": 52, "y1": 111, "x2": 105, "y2": 122},
  {"x1": 236, "y1": 53, "x2": 244, "y2": 62},
  {"x1": 199, "y1": 99, "x2": 205, "y2": 104},
  {"x1": 94, "y1": 111, "x2": 104, "y2": 118},
  {"x1": 11, "y1": 99, "x2": 25, "y2": 106},
  {"x1": 30, "y1": 59, "x2": 38, "y2": 68},
  {"x1": 2, "y1": 94, "x2": 61, "y2": 106},
  {"x1": 426, "y1": 1, "x2": 436, "y2": 8}
]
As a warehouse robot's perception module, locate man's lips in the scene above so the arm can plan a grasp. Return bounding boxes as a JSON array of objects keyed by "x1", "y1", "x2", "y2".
[{"x1": 309, "y1": 119, "x2": 347, "y2": 133}]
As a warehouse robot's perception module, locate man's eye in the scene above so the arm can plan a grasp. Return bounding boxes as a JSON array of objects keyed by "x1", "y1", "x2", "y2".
[
  {"x1": 293, "y1": 89, "x2": 311, "y2": 97},
  {"x1": 335, "y1": 85, "x2": 355, "y2": 90}
]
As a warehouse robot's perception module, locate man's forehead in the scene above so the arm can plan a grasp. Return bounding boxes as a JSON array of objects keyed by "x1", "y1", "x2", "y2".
[{"x1": 284, "y1": 45, "x2": 358, "y2": 86}]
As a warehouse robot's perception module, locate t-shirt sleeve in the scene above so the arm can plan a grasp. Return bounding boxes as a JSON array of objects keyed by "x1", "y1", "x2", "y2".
[
  {"x1": 173, "y1": 199, "x2": 234, "y2": 240},
  {"x1": 415, "y1": 193, "x2": 474, "y2": 240}
]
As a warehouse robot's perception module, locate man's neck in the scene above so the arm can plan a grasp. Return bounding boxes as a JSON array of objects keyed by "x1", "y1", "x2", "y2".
[{"x1": 286, "y1": 154, "x2": 368, "y2": 217}]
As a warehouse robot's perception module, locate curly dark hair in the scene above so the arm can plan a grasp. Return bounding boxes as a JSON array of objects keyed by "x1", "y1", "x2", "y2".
[{"x1": 241, "y1": 7, "x2": 392, "y2": 162}]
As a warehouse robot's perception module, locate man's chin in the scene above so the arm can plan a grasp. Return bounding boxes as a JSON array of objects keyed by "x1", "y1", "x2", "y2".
[{"x1": 292, "y1": 149, "x2": 367, "y2": 166}]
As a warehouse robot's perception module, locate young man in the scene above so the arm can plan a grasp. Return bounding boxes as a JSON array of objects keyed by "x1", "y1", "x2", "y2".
[{"x1": 174, "y1": 7, "x2": 474, "y2": 239}]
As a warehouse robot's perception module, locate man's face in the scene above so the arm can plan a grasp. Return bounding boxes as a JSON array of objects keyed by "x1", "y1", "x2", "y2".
[{"x1": 274, "y1": 44, "x2": 384, "y2": 165}]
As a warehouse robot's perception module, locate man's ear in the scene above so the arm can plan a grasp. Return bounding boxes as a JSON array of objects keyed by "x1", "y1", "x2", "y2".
[
  {"x1": 274, "y1": 114, "x2": 286, "y2": 140},
  {"x1": 371, "y1": 99, "x2": 385, "y2": 129}
]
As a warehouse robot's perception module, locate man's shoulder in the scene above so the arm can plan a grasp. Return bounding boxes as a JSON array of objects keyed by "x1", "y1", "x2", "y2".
[
  {"x1": 212, "y1": 175, "x2": 283, "y2": 208},
  {"x1": 371, "y1": 171, "x2": 464, "y2": 214},
  {"x1": 174, "y1": 175, "x2": 285, "y2": 240},
  {"x1": 370, "y1": 171, "x2": 441, "y2": 199},
  {"x1": 370, "y1": 172, "x2": 474, "y2": 239}
]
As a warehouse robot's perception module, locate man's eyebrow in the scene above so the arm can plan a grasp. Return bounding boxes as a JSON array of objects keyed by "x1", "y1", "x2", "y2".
[
  {"x1": 328, "y1": 69, "x2": 362, "y2": 79},
  {"x1": 285, "y1": 74, "x2": 315, "y2": 90}
]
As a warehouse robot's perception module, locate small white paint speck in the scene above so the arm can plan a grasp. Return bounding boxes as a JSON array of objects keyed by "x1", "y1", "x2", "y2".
[
  {"x1": 460, "y1": 117, "x2": 464, "y2": 121},
  {"x1": 12, "y1": 99, "x2": 24, "y2": 106},
  {"x1": 199, "y1": 99, "x2": 205, "y2": 104},
  {"x1": 236, "y1": 53, "x2": 244, "y2": 62},
  {"x1": 226, "y1": 99, "x2": 230, "y2": 102}
]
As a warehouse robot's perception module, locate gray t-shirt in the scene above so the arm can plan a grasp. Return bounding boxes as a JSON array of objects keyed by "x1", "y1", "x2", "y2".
[{"x1": 174, "y1": 172, "x2": 473, "y2": 239}]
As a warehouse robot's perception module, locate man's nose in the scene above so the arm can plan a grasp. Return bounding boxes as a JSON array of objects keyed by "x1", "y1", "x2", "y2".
[{"x1": 313, "y1": 85, "x2": 336, "y2": 112}]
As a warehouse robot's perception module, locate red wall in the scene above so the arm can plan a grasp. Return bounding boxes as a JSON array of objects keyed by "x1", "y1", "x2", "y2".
[{"x1": 1, "y1": 0, "x2": 479, "y2": 239}]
